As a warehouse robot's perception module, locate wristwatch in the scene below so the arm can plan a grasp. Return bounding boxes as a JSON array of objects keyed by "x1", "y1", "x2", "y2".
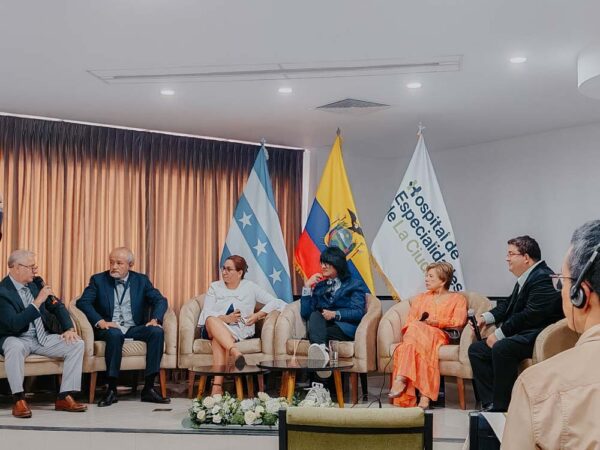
[{"x1": 335, "y1": 311, "x2": 341, "y2": 321}]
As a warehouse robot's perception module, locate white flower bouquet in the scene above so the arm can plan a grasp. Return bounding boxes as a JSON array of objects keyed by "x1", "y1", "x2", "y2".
[{"x1": 189, "y1": 392, "x2": 292, "y2": 427}]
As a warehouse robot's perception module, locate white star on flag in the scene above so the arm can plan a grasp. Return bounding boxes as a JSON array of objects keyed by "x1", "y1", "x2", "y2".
[
  {"x1": 269, "y1": 268, "x2": 282, "y2": 284},
  {"x1": 238, "y1": 211, "x2": 252, "y2": 229},
  {"x1": 253, "y1": 239, "x2": 267, "y2": 256}
]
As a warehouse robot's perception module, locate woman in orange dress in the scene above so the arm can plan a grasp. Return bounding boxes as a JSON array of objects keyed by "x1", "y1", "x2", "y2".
[{"x1": 389, "y1": 261, "x2": 467, "y2": 409}]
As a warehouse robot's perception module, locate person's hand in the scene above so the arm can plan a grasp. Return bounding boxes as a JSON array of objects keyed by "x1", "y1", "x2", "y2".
[
  {"x1": 486, "y1": 333, "x2": 498, "y2": 348},
  {"x1": 97, "y1": 319, "x2": 120, "y2": 330},
  {"x1": 33, "y1": 285, "x2": 54, "y2": 308},
  {"x1": 321, "y1": 309, "x2": 336, "y2": 321},
  {"x1": 244, "y1": 312, "x2": 266, "y2": 326},
  {"x1": 146, "y1": 318, "x2": 162, "y2": 328},
  {"x1": 225, "y1": 309, "x2": 242, "y2": 324},
  {"x1": 305, "y1": 273, "x2": 323, "y2": 288},
  {"x1": 61, "y1": 329, "x2": 80, "y2": 343}
]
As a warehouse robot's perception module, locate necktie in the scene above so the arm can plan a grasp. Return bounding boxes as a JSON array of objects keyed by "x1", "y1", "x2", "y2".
[{"x1": 21, "y1": 287, "x2": 50, "y2": 346}]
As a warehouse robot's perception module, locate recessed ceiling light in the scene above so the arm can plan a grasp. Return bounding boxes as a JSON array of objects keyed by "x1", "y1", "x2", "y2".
[
  {"x1": 278, "y1": 87, "x2": 293, "y2": 94},
  {"x1": 160, "y1": 89, "x2": 175, "y2": 96},
  {"x1": 509, "y1": 56, "x2": 527, "y2": 64},
  {"x1": 406, "y1": 82, "x2": 422, "y2": 89}
]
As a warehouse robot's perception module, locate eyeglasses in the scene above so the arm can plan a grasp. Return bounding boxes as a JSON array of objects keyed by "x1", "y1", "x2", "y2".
[
  {"x1": 506, "y1": 251, "x2": 523, "y2": 258},
  {"x1": 18, "y1": 263, "x2": 38, "y2": 271},
  {"x1": 550, "y1": 274, "x2": 576, "y2": 292},
  {"x1": 221, "y1": 266, "x2": 238, "y2": 273}
]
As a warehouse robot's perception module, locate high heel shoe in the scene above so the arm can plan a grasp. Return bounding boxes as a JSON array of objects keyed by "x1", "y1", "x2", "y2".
[{"x1": 418, "y1": 396, "x2": 431, "y2": 410}]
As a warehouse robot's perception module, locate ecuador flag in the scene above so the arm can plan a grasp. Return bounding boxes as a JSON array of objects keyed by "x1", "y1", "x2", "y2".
[{"x1": 294, "y1": 132, "x2": 375, "y2": 293}]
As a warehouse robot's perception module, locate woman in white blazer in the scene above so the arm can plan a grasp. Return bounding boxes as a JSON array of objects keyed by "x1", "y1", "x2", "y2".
[{"x1": 197, "y1": 255, "x2": 287, "y2": 395}]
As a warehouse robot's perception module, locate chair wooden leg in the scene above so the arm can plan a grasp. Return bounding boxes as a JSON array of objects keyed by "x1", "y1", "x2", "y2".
[
  {"x1": 350, "y1": 373, "x2": 359, "y2": 405},
  {"x1": 187, "y1": 371, "x2": 195, "y2": 399},
  {"x1": 333, "y1": 370, "x2": 344, "y2": 408},
  {"x1": 89, "y1": 372, "x2": 97, "y2": 404},
  {"x1": 246, "y1": 375, "x2": 255, "y2": 398},
  {"x1": 286, "y1": 372, "x2": 296, "y2": 403},
  {"x1": 235, "y1": 376, "x2": 244, "y2": 400},
  {"x1": 280, "y1": 371, "x2": 289, "y2": 398},
  {"x1": 360, "y1": 373, "x2": 368, "y2": 401},
  {"x1": 159, "y1": 369, "x2": 167, "y2": 398},
  {"x1": 457, "y1": 377, "x2": 466, "y2": 410},
  {"x1": 196, "y1": 375, "x2": 207, "y2": 399},
  {"x1": 257, "y1": 374, "x2": 265, "y2": 393}
]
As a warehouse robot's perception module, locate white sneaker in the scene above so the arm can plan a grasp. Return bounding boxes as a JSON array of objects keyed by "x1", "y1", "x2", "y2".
[{"x1": 308, "y1": 343, "x2": 331, "y2": 378}]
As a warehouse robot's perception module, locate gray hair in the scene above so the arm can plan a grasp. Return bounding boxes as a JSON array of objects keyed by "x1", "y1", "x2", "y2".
[
  {"x1": 110, "y1": 247, "x2": 135, "y2": 264},
  {"x1": 568, "y1": 220, "x2": 600, "y2": 293},
  {"x1": 7, "y1": 250, "x2": 35, "y2": 268}
]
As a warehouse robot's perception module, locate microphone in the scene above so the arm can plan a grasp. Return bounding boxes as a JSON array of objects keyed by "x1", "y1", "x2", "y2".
[
  {"x1": 32, "y1": 276, "x2": 60, "y2": 306},
  {"x1": 468, "y1": 309, "x2": 482, "y2": 341},
  {"x1": 420, "y1": 312, "x2": 429, "y2": 322}
]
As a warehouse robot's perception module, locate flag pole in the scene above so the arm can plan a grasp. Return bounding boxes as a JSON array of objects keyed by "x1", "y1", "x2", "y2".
[{"x1": 417, "y1": 122, "x2": 426, "y2": 137}]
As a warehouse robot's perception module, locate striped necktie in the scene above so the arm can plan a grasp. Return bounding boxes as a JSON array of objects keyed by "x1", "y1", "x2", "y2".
[{"x1": 21, "y1": 287, "x2": 50, "y2": 346}]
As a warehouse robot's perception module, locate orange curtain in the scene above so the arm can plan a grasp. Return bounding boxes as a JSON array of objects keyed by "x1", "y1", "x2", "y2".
[{"x1": 0, "y1": 116, "x2": 303, "y2": 311}]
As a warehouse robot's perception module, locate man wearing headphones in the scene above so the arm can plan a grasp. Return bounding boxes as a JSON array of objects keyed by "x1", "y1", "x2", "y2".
[
  {"x1": 503, "y1": 220, "x2": 600, "y2": 449},
  {"x1": 468, "y1": 235, "x2": 563, "y2": 412}
]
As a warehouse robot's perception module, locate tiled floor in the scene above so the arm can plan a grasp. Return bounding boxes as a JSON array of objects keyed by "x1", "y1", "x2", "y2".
[{"x1": 0, "y1": 374, "x2": 474, "y2": 450}]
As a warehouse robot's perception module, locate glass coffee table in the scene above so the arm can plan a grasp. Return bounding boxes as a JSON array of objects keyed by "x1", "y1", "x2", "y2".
[
  {"x1": 191, "y1": 364, "x2": 267, "y2": 400},
  {"x1": 258, "y1": 358, "x2": 353, "y2": 407}
]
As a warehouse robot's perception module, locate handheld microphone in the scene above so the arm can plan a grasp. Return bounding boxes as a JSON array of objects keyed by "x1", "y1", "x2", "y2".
[
  {"x1": 468, "y1": 309, "x2": 482, "y2": 341},
  {"x1": 420, "y1": 312, "x2": 429, "y2": 322},
  {"x1": 32, "y1": 276, "x2": 60, "y2": 306}
]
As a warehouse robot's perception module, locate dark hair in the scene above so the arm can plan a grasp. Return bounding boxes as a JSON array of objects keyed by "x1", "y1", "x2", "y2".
[
  {"x1": 425, "y1": 261, "x2": 454, "y2": 290},
  {"x1": 507, "y1": 235, "x2": 541, "y2": 261},
  {"x1": 568, "y1": 220, "x2": 600, "y2": 294},
  {"x1": 226, "y1": 255, "x2": 248, "y2": 278},
  {"x1": 320, "y1": 246, "x2": 350, "y2": 280}
]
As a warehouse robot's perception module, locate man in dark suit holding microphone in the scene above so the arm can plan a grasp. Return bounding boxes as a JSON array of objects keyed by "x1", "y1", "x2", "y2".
[
  {"x1": 468, "y1": 235, "x2": 563, "y2": 412},
  {"x1": 78, "y1": 247, "x2": 170, "y2": 406},
  {"x1": 0, "y1": 249, "x2": 87, "y2": 418}
]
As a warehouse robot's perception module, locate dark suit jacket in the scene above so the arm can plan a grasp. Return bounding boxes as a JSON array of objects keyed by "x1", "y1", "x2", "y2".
[
  {"x1": 77, "y1": 270, "x2": 167, "y2": 327},
  {"x1": 490, "y1": 261, "x2": 564, "y2": 345},
  {"x1": 0, "y1": 275, "x2": 73, "y2": 355},
  {"x1": 300, "y1": 277, "x2": 368, "y2": 338}
]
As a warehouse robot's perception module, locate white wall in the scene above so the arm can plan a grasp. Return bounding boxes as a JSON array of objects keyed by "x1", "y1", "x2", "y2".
[{"x1": 309, "y1": 122, "x2": 600, "y2": 297}]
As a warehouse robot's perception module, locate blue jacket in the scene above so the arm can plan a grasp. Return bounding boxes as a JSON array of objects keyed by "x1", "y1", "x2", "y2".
[
  {"x1": 78, "y1": 270, "x2": 167, "y2": 327},
  {"x1": 0, "y1": 275, "x2": 74, "y2": 355},
  {"x1": 300, "y1": 277, "x2": 368, "y2": 338}
]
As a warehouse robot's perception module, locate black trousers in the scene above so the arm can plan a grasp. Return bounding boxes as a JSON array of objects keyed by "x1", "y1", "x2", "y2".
[
  {"x1": 468, "y1": 336, "x2": 533, "y2": 411},
  {"x1": 307, "y1": 311, "x2": 352, "y2": 345},
  {"x1": 94, "y1": 325, "x2": 164, "y2": 378}
]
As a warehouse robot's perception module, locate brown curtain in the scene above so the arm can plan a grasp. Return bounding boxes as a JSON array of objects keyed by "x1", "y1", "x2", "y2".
[{"x1": 0, "y1": 116, "x2": 303, "y2": 311}]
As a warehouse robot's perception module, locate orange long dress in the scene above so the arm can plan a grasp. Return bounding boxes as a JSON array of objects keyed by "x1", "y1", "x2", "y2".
[{"x1": 392, "y1": 291, "x2": 467, "y2": 407}]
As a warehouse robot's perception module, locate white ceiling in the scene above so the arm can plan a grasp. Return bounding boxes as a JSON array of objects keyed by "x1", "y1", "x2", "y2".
[{"x1": 1, "y1": 1, "x2": 600, "y2": 157}]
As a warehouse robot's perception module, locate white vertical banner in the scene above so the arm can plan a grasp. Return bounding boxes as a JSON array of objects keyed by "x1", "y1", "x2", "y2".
[{"x1": 371, "y1": 131, "x2": 465, "y2": 299}]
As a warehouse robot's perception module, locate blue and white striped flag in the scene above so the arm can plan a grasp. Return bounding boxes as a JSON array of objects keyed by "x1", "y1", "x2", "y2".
[{"x1": 220, "y1": 146, "x2": 293, "y2": 302}]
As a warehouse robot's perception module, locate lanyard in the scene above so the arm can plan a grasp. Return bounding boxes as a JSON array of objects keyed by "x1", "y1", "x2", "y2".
[{"x1": 114, "y1": 280, "x2": 130, "y2": 306}]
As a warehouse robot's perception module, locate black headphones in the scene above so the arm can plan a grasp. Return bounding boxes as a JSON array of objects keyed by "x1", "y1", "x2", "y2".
[{"x1": 570, "y1": 244, "x2": 600, "y2": 308}]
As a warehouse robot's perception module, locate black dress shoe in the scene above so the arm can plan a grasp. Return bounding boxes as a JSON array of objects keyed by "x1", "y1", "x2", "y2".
[
  {"x1": 141, "y1": 387, "x2": 171, "y2": 404},
  {"x1": 97, "y1": 389, "x2": 118, "y2": 407},
  {"x1": 481, "y1": 403, "x2": 507, "y2": 413}
]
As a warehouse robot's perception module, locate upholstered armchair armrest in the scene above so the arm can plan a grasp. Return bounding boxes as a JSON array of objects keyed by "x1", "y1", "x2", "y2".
[
  {"x1": 163, "y1": 308, "x2": 177, "y2": 355},
  {"x1": 354, "y1": 294, "x2": 382, "y2": 371},
  {"x1": 68, "y1": 300, "x2": 95, "y2": 358},
  {"x1": 179, "y1": 295, "x2": 203, "y2": 357},
  {"x1": 259, "y1": 310, "x2": 281, "y2": 355},
  {"x1": 274, "y1": 300, "x2": 305, "y2": 357},
  {"x1": 377, "y1": 300, "x2": 410, "y2": 361},
  {"x1": 533, "y1": 318, "x2": 579, "y2": 364}
]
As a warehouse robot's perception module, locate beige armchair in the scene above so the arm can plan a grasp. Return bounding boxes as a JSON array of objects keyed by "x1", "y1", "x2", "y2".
[
  {"x1": 377, "y1": 291, "x2": 491, "y2": 410},
  {"x1": 178, "y1": 294, "x2": 282, "y2": 398},
  {"x1": 274, "y1": 294, "x2": 382, "y2": 404},
  {"x1": 68, "y1": 297, "x2": 177, "y2": 403},
  {"x1": 532, "y1": 318, "x2": 580, "y2": 363}
]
